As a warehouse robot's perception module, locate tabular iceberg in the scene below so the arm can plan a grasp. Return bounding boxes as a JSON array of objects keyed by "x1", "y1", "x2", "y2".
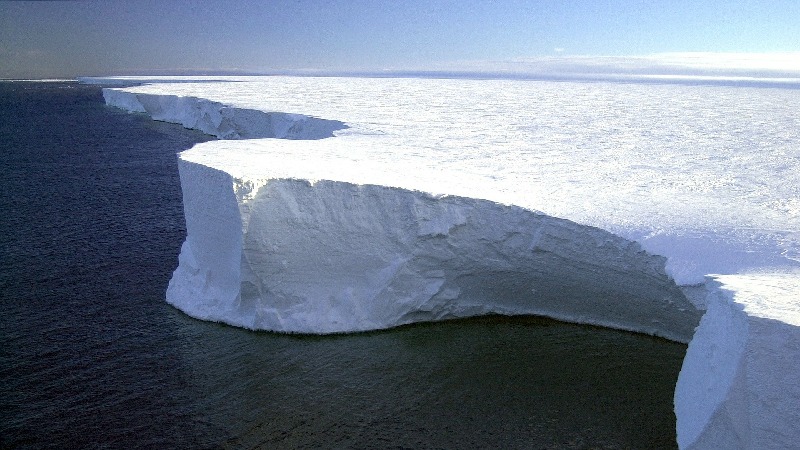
[{"x1": 91, "y1": 75, "x2": 800, "y2": 449}]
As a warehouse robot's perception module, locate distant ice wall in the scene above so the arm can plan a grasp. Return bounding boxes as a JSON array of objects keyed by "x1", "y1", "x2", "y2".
[{"x1": 102, "y1": 88, "x2": 347, "y2": 140}]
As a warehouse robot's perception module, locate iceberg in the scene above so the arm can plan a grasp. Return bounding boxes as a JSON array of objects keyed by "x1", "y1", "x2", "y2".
[{"x1": 90, "y1": 75, "x2": 799, "y2": 449}]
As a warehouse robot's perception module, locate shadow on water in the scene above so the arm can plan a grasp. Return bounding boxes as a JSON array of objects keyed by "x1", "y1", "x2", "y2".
[
  {"x1": 181, "y1": 314, "x2": 685, "y2": 449},
  {"x1": 0, "y1": 82, "x2": 685, "y2": 449}
]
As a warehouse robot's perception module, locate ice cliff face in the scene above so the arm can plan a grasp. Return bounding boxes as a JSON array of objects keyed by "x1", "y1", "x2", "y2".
[
  {"x1": 97, "y1": 77, "x2": 800, "y2": 449},
  {"x1": 170, "y1": 159, "x2": 699, "y2": 340},
  {"x1": 676, "y1": 272, "x2": 800, "y2": 449},
  {"x1": 102, "y1": 88, "x2": 346, "y2": 140}
]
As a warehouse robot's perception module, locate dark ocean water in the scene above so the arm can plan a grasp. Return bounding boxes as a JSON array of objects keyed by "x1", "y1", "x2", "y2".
[{"x1": 0, "y1": 81, "x2": 686, "y2": 449}]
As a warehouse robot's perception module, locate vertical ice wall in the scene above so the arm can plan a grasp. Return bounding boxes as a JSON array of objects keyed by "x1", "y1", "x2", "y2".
[
  {"x1": 676, "y1": 273, "x2": 800, "y2": 449},
  {"x1": 166, "y1": 159, "x2": 701, "y2": 340},
  {"x1": 102, "y1": 88, "x2": 346, "y2": 140}
]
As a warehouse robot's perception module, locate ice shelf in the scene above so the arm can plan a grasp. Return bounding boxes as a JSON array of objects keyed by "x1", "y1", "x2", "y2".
[{"x1": 90, "y1": 76, "x2": 800, "y2": 449}]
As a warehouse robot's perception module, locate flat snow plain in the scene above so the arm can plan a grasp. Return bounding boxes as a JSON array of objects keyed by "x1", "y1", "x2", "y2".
[{"x1": 88, "y1": 75, "x2": 799, "y2": 449}]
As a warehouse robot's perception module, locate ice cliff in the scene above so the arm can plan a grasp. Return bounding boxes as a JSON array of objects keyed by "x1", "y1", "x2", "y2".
[
  {"x1": 102, "y1": 88, "x2": 346, "y2": 140},
  {"x1": 97, "y1": 77, "x2": 799, "y2": 449},
  {"x1": 173, "y1": 159, "x2": 698, "y2": 340},
  {"x1": 676, "y1": 272, "x2": 800, "y2": 449}
]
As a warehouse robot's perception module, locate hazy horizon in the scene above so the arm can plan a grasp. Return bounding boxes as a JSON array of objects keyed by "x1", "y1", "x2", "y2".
[{"x1": 2, "y1": 0, "x2": 799, "y2": 79}]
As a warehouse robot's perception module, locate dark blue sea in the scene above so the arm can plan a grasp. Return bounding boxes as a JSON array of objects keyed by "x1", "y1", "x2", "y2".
[{"x1": 0, "y1": 81, "x2": 686, "y2": 449}]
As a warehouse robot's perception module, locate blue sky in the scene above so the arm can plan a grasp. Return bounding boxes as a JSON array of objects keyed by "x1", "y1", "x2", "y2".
[{"x1": 1, "y1": 0, "x2": 799, "y2": 79}]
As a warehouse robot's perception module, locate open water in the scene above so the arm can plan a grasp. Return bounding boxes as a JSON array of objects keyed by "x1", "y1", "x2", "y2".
[{"x1": 0, "y1": 81, "x2": 686, "y2": 449}]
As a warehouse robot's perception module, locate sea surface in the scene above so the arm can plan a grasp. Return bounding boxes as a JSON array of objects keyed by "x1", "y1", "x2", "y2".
[{"x1": 0, "y1": 81, "x2": 686, "y2": 449}]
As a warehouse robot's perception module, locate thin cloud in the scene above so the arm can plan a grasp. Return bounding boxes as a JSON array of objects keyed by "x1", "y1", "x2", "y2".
[
  {"x1": 645, "y1": 52, "x2": 800, "y2": 73},
  {"x1": 432, "y1": 52, "x2": 800, "y2": 79}
]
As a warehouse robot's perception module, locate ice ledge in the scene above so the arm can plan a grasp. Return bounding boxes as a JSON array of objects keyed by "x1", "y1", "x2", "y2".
[{"x1": 102, "y1": 87, "x2": 347, "y2": 140}]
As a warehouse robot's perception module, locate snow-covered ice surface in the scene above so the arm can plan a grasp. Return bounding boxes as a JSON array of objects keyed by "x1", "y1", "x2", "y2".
[{"x1": 88, "y1": 75, "x2": 799, "y2": 448}]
